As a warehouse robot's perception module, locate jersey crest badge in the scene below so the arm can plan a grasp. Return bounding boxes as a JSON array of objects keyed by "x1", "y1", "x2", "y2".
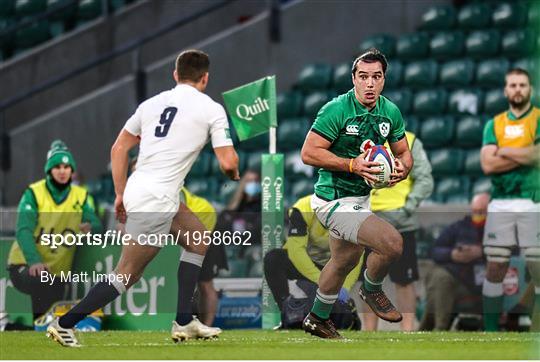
[{"x1": 379, "y1": 122, "x2": 390, "y2": 138}]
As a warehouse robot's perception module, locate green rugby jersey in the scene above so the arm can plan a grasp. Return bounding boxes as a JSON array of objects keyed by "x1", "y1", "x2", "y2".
[
  {"x1": 310, "y1": 90, "x2": 405, "y2": 201},
  {"x1": 482, "y1": 106, "x2": 540, "y2": 201}
]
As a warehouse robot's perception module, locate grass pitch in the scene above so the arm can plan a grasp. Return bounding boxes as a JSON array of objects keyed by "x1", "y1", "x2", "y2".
[{"x1": 0, "y1": 330, "x2": 538, "y2": 360}]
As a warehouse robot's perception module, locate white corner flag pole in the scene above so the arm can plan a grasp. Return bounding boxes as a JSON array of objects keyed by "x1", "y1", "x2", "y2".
[{"x1": 269, "y1": 127, "x2": 277, "y2": 154}]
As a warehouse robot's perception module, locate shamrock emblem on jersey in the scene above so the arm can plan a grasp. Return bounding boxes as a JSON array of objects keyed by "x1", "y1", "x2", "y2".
[{"x1": 379, "y1": 122, "x2": 390, "y2": 138}]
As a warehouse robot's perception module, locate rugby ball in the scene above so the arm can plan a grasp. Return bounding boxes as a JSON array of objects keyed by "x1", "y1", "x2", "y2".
[{"x1": 363, "y1": 145, "x2": 394, "y2": 189}]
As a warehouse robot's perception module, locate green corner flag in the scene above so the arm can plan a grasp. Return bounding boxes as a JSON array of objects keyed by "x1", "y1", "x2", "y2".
[{"x1": 222, "y1": 76, "x2": 277, "y2": 141}]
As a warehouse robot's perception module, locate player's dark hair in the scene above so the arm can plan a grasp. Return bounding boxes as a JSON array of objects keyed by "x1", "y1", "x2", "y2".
[
  {"x1": 175, "y1": 49, "x2": 210, "y2": 82},
  {"x1": 351, "y1": 47, "x2": 388, "y2": 75},
  {"x1": 505, "y1": 67, "x2": 530, "y2": 83}
]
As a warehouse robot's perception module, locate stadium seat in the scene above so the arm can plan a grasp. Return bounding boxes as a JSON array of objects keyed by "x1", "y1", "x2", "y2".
[
  {"x1": 420, "y1": 116, "x2": 455, "y2": 149},
  {"x1": 332, "y1": 62, "x2": 352, "y2": 94},
  {"x1": 464, "y1": 149, "x2": 482, "y2": 176},
  {"x1": 290, "y1": 179, "x2": 314, "y2": 201},
  {"x1": 385, "y1": 60, "x2": 403, "y2": 88},
  {"x1": 492, "y1": 2, "x2": 527, "y2": 28},
  {"x1": 0, "y1": 18, "x2": 16, "y2": 52},
  {"x1": 419, "y1": 4, "x2": 456, "y2": 30},
  {"x1": 404, "y1": 115, "x2": 419, "y2": 135},
  {"x1": 277, "y1": 91, "x2": 303, "y2": 119},
  {"x1": 530, "y1": 2, "x2": 540, "y2": 27},
  {"x1": 484, "y1": 88, "x2": 507, "y2": 115},
  {"x1": 413, "y1": 89, "x2": 447, "y2": 115},
  {"x1": 47, "y1": 0, "x2": 77, "y2": 22},
  {"x1": 455, "y1": 116, "x2": 484, "y2": 148},
  {"x1": 445, "y1": 193, "x2": 470, "y2": 204},
  {"x1": 473, "y1": 177, "x2": 491, "y2": 194},
  {"x1": 285, "y1": 151, "x2": 315, "y2": 180},
  {"x1": 0, "y1": 0, "x2": 15, "y2": 18},
  {"x1": 403, "y1": 60, "x2": 438, "y2": 88},
  {"x1": 439, "y1": 59, "x2": 475, "y2": 87},
  {"x1": 465, "y1": 30, "x2": 501, "y2": 59},
  {"x1": 185, "y1": 178, "x2": 218, "y2": 199},
  {"x1": 447, "y1": 88, "x2": 483, "y2": 115},
  {"x1": 248, "y1": 260, "x2": 263, "y2": 277},
  {"x1": 240, "y1": 133, "x2": 269, "y2": 152},
  {"x1": 476, "y1": 58, "x2": 510, "y2": 87},
  {"x1": 189, "y1": 152, "x2": 211, "y2": 177},
  {"x1": 277, "y1": 118, "x2": 310, "y2": 151},
  {"x1": 359, "y1": 33, "x2": 396, "y2": 57},
  {"x1": 77, "y1": 0, "x2": 103, "y2": 22},
  {"x1": 383, "y1": 89, "x2": 412, "y2": 114},
  {"x1": 218, "y1": 180, "x2": 238, "y2": 205},
  {"x1": 109, "y1": 0, "x2": 126, "y2": 13},
  {"x1": 457, "y1": 2, "x2": 491, "y2": 30},
  {"x1": 302, "y1": 91, "x2": 336, "y2": 119},
  {"x1": 436, "y1": 176, "x2": 470, "y2": 202},
  {"x1": 429, "y1": 148, "x2": 464, "y2": 175},
  {"x1": 15, "y1": 19, "x2": 51, "y2": 49},
  {"x1": 296, "y1": 63, "x2": 333, "y2": 91},
  {"x1": 429, "y1": 31, "x2": 465, "y2": 60},
  {"x1": 502, "y1": 30, "x2": 536, "y2": 59},
  {"x1": 15, "y1": 0, "x2": 47, "y2": 16},
  {"x1": 513, "y1": 58, "x2": 539, "y2": 76},
  {"x1": 396, "y1": 32, "x2": 429, "y2": 60},
  {"x1": 220, "y1": 259, "x2": 249, "y2": 278},
  {"x1": 246, "y1": 151, "x2": 264, "y2": 171}
]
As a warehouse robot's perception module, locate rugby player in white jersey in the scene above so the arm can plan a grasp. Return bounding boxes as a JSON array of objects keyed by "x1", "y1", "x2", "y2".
[{"x1": 46, "y1": 50, "x2": 240, "y2": 347}]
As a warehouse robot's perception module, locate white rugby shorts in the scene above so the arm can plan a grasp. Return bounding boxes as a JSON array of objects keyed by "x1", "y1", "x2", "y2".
[
  {"x1": 311, "y1": 194, "x2": 372, "y2": 244},
  {"x1": 483, "y1": 199, "x2": 540, "y2": 248},
  {"x1": 123, "y1": 179, "x2": 179, "y2": 247}
]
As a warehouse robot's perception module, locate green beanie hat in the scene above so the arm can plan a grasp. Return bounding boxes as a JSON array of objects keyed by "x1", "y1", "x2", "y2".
[{"x1": 44, "y1": 139, "x2": 77, "y2": 174}]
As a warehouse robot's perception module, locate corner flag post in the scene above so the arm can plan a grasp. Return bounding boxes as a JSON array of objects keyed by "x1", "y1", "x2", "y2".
[{"x1": 222, "y1": 76, "x2": 283, "y2": 329}]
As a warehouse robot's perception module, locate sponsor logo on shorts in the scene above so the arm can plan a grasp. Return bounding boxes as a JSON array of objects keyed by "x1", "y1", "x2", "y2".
[
  {"x1": 487, "y1": 233, "x2": 497, "y2": 240},
  {"x1": 353, "y1": 204, "x2": 361, "y2": 211}
]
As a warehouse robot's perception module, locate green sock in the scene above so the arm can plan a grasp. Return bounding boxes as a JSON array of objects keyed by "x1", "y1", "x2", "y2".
[
  {"x1": 310, "y1": 289, "x2": 337, "y2": 320},
  {"x1": 363, "y1": 270, "x2": 382, "y2": 292},
  {"x1": 483, "y1": 295, "x2": 503, "y2": 332}
]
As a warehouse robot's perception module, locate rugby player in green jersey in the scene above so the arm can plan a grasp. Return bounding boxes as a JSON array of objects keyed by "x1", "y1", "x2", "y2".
[{"x1": 300, "y1": 48, "x2": 413, "y2": 338}]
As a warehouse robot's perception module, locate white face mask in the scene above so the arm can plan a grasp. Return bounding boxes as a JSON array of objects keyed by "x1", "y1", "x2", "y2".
[{"x1": 244, "y1": 181, "x2": 261, "y2": 197}]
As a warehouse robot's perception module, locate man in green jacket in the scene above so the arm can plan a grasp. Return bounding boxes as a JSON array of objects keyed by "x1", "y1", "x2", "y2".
[{"x1": 7, "y1": 140, "x2": 102, "y2": 321}]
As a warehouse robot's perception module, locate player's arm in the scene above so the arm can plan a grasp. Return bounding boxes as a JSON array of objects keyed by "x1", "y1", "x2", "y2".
[
  {"x1": 388, "y1": 137, "x2": 413, "y2": 186},
  {"x1": 301, "y1": 132, "x2": 380, "y2": 182},
  {"x1": 496, "y1": 145, "x2": 540, "y2": 166},
  {"x1": 15, "y1": 189, "x2": 42, "y2": 267},
  {"x1": 111, "y1": 129, "x2": 140, "y2": 196},
  {"x1": 480, "y1": 144, "x2": 520, "y2": 174},
  {"x1": 214, "y1": 146, "x2": 240, "y2": 181}
]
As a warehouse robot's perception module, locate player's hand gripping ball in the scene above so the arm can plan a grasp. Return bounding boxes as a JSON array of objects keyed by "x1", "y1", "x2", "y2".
[{"x1": 363, "y1": 145, "x2": 394, "y2": 189}]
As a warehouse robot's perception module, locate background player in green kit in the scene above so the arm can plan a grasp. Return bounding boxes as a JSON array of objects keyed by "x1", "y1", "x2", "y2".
[
  {"x1": 480, "y1": 68, "x2": 540, "y2": 331},
  {"x1": 300, "y1": 48, "x2": 413, "y2": 338}
]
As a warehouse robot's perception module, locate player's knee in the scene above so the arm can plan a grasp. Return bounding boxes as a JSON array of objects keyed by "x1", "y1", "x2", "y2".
[
  {"x1": 334, "y1": 254, "x2": 360, "y2": 275},
  {"x1": 384, "y1": 231, "x2": 403, "y2": 261}
]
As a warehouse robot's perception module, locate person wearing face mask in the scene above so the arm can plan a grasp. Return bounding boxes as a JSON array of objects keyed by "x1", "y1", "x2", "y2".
[
  {"x1": 6, "y1": 140, "x2": 102, "y2": 322},
  {"x1": 419, "y1": 193, "x2": 490, "y2": 331},
  {"x1": 216, "y1": 170, "x2": 262, "y2": 250}
]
